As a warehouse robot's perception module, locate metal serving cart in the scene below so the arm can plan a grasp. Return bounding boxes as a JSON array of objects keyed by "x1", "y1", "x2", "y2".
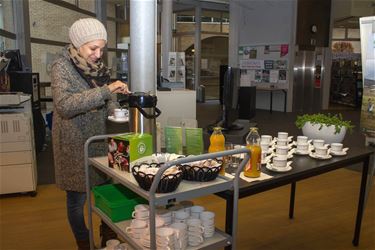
[{"x1": 85, "y1": 134, "x2": 250, "y2": 250}]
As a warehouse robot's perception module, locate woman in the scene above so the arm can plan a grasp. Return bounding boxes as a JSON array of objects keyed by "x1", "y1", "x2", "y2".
[{"x1": 51, "y1": 18, "x2": 129, "y2": 250}]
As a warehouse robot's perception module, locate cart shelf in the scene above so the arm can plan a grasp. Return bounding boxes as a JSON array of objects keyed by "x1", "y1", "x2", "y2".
[
  {"x1": 90, "y1": 156, "x2": 234, "y2": 205},
  {"x1": 93, "y1": 206, "x2": 232, "y2": 250}
]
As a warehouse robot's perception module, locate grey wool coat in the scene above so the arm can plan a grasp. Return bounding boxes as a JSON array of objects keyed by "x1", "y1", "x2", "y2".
[{"x1": 51, "y1": 47, "x2": 116, "y2": 192}]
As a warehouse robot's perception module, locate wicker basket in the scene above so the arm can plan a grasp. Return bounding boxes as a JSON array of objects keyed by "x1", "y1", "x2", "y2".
[
  {"x1": 179, "y1": 159, "x2": 223, "y2": 182},
  {"x1": 131, "y1": 163, "x2": 183, "y2": 193}
]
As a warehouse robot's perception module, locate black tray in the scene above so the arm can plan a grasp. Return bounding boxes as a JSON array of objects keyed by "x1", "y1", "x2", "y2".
[{"x1": 132, "y1": 163, "x2": 183, "y2": 193}]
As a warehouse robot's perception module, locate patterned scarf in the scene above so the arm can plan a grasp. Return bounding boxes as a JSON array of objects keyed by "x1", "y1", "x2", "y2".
[{"x1": 67, "y1": 44, "x2": 110, "y2": 88}]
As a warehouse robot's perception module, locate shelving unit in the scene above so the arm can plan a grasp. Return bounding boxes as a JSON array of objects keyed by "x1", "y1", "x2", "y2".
[
  {"x1": 85, "y1": 134, "x2": 251, "y2": 250},
  {"x1": 330, "y1": 53, "x2": 363, "y2": 107}
]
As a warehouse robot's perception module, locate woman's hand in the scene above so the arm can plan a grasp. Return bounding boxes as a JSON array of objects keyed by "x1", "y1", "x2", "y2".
[{"x1": 108, "y1": 80, "x2": 130, "y2": 94}]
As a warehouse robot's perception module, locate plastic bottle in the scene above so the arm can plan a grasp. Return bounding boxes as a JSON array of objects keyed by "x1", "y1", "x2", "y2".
[
  {"x1": 208, "y1": 127, "x2": 226, "y2": 175},
  {"x1": 244, "y1": 127, "x2": 261, "y2": 178}
]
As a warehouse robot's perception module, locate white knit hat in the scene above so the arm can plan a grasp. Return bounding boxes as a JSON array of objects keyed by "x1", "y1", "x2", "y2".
[{"x1": 69, "y1": 18, "x2": 107, "y2": 48}]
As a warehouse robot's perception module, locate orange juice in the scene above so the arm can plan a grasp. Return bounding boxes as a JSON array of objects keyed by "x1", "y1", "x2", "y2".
[
  {"x1": 208, "y1": 127, "x2": 226, "y2": 175},
  {"x1": 244, "y1": 127, "x2": 261, "y2": 178},
  {"x1": 244, "y1": 144, "x2": 261, "y2": 178}
]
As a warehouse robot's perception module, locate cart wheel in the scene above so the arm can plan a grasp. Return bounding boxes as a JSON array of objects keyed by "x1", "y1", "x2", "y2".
[{"x1": 29, "y1": 191, "x2": 37, "y2": 197}]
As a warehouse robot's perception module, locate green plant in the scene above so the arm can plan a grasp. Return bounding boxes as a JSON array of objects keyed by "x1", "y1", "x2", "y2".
[{"x1": 295, "y1": 113, "x2": 354, "y2": 134}]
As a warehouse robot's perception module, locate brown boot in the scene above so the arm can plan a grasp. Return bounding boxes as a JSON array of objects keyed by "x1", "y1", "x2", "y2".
[
  {"x1": 76, "y1": 238, "x2": 90, "y2": 250},
  {"x1": 100, "y1": 222, "x2": 118, "y2": 247}
]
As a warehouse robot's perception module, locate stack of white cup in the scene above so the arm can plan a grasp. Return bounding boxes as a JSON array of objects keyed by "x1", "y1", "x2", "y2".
[
  {"x1": 312, "y1": 139, "x2": 329, "y2": 157},
  {"x1": 125, "y1": 219, "x2": 147, "y2": 239},
  {"x1": 296, "y1": 135, "x2": 309, "y2": 153},
  {"x1": 170, "y1": 222, "x2": 188, "y2": 250},
  {"x1": 190, "y1": 205, "x2": 204, "y2": 219},
  {"x1": 276, "y1": 132, "x2": 290, "y2": 147},
  {"x1": 200, "y1": 211, "x2": 215, "y2": 238},
  {"x1": 156, "y1": 208, "x2": 173, "y2": 226},
  {"x1": 156, "y1": 227, "x2": 178, "y2": 250},
  {"x1": 187, "y1": 218, "x2": 204, "y2": 247},
  {"x1": 131, "y1": 204, "x2": 149, "y2": 222},
  {"x1": 173, "y1": 210, "x2": 190, "y2": 224},
  {"x1": 260, "y1": 135, "x2": 273, "y2": 164}
]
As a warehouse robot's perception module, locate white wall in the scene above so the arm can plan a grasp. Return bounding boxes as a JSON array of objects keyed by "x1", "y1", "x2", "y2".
[{"x1": 229, "y1": 0, "x2": 297, "y2": 112}]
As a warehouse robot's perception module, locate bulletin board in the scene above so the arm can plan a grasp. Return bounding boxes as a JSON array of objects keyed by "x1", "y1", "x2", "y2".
[
  {"x1": 168, "y1": 52, "x2": 186, "y2": 84},
  {"x1": 238, "y1": 44, "x2": 289, "y2": 89}
]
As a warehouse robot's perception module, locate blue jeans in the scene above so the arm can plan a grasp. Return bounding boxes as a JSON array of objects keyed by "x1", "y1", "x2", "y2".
[{"x1": 66, "y1": 191, "x2": 89, "y2": 241}]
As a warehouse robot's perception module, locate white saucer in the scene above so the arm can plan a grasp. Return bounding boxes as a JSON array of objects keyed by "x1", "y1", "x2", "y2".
[
  {"x1": 309, "y1": 152, "x2": 332, "y2": 160},
  {"x1": 330, "y1": 148, "x2": 349, "y2": 156},
  {"x1": 266, "y1": 162, "x2": 292, "y2": 172},
  {"x1": 261, "y1": 155, "x2": 273, "y2": 165},
  {"x1": 108, "y1": 115, "x2": 129, "y2": 123},
  {"x1": 294, "y1": 149, "x2": 310, "y2": 155},
  {"x1": 294, "y1": 150, "x2": 310, "y2": 156}
]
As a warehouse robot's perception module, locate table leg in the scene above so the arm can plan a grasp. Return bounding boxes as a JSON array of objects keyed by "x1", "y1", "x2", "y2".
[
  {"x1": 225, "y1": 195, "x2": 234, "y2": 250},
  {"x1": 270, "y1": 91, "x2": 273, "y2": 113},
  {"x1": 283, "y1": 90, "x2": 287, "y2": 113},
  {"x1": 352, "y1": 156, "x2": 370, "y2": 246},
  {"x1": 289, "y1": 182, "x2": 296, "y2": 219}
]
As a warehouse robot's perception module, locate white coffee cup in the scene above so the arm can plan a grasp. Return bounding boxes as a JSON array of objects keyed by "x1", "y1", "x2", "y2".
[
  {"x1": 260, "y1": 142, "x2": 270, "y2": 152},
  {"x1": 315, "y1": 146, "x2": 328, "y2": 156},
  {"x1": 297, "y1": 136, "x2": 308, "y2": 144},
  {"x1": 277, "y1": 138, "x2": 288, "y2": 146},
  {"x1": 114, "y1": 108, "x2": 128, "y2": 119},
  {"x1": 129, "y1": 219, "x2": 147, "y2": 228},
  {"x1": 174, "y1": 210, "x2": 189, "y2": 220},
  {"x1": 203, "y1": 224, "x2": 215, "y2": 231},
  {"x1": 261, "y1": 135, "x2": 272, "y2": 144},
  {"x1": 156, "y1": 215, "x2": 172, "y2": 226},
  {"x1": 156, "y1": 227, "x2": 175, "y2": 238},
  {"x1": 188, "y1": 235, "x2": 204, "y2": 246},
  {"x1": 200, "y1": 211, "x2": 215, "y2": 221},
  {"x1": 132, "y1": 204, "x2": 149, "y2": 219},
  {"x1": 313, "y1": 139, "x2": 325, "y2": 148},
  {"x1": 132, "y1": 210, "x2": 149, "y2": 219},
  {"x1": 273, "y1": 157, "x2": 287, "y2": 168},
  {"x1": 297, "y1": 143, "x2": 309, "y2": 152},
  {"x1": 278, "y1": 132, "x2": 288, "y2": 139},
  {"x1": 275, "y1": 145, "x2": 289, "y2": 155},
  {"x1": 331, "y1": 143, "x2": 343, "y2": 152},
  {"x1": 187, "y1": 218, "x2": 201, "y2": 226},
  {"x1": 190, "y1": 205, "x2": 204, "y2": 219},
  {"x1": 170, "y1": 224, "x2": 187, "y2": 243}
]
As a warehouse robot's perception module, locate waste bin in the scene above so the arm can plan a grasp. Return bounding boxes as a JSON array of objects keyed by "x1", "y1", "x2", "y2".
[{"x1": 197, "y1": 85, "x2": 205, "y2": 103}]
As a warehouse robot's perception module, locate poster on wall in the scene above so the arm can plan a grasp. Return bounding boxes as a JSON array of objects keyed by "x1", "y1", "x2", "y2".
[
  {"x1": 238, "y1": 44, "x2": 289, "y2": 88},
  {"x1": 168, "y1": 52, "x2": 177, "y2": 66},
  {"x1": 167, "y1": 52, "x2": 186, "y2": 85},
  {"x1": 359, "y1": 16, "x2": 375, "y2": 134},
  {"x1": 168, "y1": 67, "x2": 176, "y2": 82},
  {"x1": 177, "y1": 52, "x2": 185, "y2": 66}
]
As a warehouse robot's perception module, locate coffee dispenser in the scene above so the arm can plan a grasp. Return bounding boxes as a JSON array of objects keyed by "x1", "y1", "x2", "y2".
[{"x1": 119, "y1": 92, "x2": 161, "y2": 134}]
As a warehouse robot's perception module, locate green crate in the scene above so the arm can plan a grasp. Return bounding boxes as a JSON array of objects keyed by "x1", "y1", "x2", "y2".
[{"x1": 92, "y1": 184, "x2": 147, "y2": 222}]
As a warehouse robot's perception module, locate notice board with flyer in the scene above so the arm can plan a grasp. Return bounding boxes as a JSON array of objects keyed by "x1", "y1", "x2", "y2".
[
  {"x1": 167, "y1": 52, "x2": 186, "y2": 86},
  {"x1": 238, "y1": 44, "x2": 289, "y2": 89}
]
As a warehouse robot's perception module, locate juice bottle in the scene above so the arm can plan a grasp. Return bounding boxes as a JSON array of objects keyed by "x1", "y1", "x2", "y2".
[
  {"x1": 208, "y1": 127, "x2": 226, "y2": 175},
  {"x1": 244, "y1": 127, "x2": 261, "y2": 178}
]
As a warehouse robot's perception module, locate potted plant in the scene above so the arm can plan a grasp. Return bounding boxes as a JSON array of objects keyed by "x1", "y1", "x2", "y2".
[{"x1": 295, "y1": 113, "x2": 354, "y2": 144}]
